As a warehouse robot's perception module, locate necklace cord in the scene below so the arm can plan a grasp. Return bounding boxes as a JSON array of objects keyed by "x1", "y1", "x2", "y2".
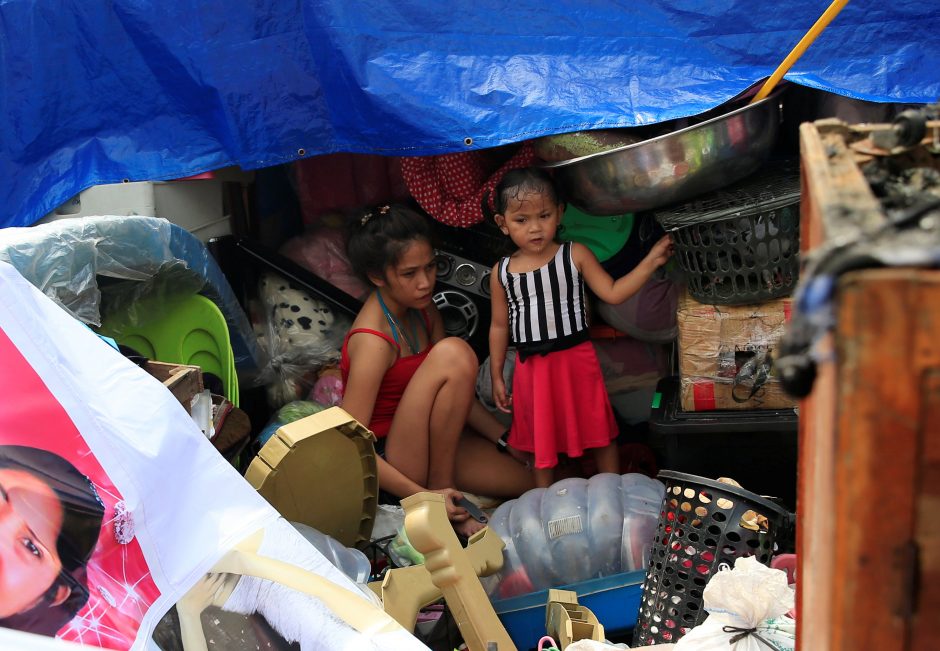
[{"x1": 376, "y1": 290, "x2": 420, "y2": 353}]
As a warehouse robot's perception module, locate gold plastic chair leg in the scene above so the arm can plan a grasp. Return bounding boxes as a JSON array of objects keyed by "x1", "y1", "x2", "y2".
[
  {"x1": 372, "y1": 526, "x2": 506, "y2": 632},
  {"x1": 402, "y1": 492, "x2": 517, "y2": 651}
]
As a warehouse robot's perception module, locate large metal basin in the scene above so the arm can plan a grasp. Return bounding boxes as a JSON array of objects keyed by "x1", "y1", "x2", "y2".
[{"x1": 542, "y1": 90, "x2": 784, "y2": 215}]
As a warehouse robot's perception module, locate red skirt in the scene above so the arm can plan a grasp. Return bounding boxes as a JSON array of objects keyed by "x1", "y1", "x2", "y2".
[{"x1": 509, "y1": 341, "x2": 618, "y2": 469}]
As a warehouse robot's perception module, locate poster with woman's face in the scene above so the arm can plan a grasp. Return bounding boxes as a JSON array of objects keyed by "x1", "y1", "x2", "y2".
[
  {"x1": 0, "y1": 259, "x2": 431, "y2": 651},
  {"x1": 0, "y1": 326, "x2": 161, "y2": 648}
]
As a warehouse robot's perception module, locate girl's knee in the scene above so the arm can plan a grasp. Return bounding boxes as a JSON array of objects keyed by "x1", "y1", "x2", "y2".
[{"x1": 428, "y1": 337, "x2": 479, "y2": 375}]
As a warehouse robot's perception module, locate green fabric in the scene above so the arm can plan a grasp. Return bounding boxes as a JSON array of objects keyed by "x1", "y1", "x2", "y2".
[{"x1": 560, "y1": 205, "x2": 633, "y2": 262}]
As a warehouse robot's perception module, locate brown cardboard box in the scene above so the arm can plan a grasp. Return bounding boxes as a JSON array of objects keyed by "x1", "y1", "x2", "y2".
[{"x1": 676, "y1": 292, "x2": 796, "y2": 411}]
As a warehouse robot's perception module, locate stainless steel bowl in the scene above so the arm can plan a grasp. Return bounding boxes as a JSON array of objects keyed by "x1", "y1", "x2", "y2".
[{"x1": 542, "y1": 90, "x2": 784, "y2": 215}]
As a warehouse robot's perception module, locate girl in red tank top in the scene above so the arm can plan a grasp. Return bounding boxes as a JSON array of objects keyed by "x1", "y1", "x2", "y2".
[
  {"x1": 339, "y1": 305, "x2": 432, "y2": 439},
  {"x1": 340, "y1": 204, "x2": 533, "y2": 537}
]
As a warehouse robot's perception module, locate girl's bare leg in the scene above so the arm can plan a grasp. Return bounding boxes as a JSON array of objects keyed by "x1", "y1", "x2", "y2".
[
  {"x1": 452, "y1": 435, "x2": 535, "y2": 497},
  {"x1": 384, "y1": 338, "x2": 477, "y2": 490},
  {"x1": 533, "y1": 467, "x2": 554, "y2": 489},
  {"x1": 591, "y1": 441, "x2": 620, "y2": 476}
]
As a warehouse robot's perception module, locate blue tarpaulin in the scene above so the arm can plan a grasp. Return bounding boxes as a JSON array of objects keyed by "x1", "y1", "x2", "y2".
[{"x1": 1, "y1": 0, "x2": 938, "y2": 228}]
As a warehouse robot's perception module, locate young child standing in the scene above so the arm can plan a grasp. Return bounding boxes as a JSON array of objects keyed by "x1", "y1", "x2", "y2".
[{"x1": 487, "y1": 168, "x2": 673, "y2": 488}]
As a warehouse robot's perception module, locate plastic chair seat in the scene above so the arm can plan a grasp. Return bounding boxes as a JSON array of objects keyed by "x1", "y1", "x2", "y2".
[{"x1": 100, "y1": 293, "x2": 238, "y2": 405}]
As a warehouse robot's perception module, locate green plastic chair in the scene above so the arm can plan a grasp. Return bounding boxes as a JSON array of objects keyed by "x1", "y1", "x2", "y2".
[{"x1": 100, "y1": 293, "x2": 239, "y2": 406}]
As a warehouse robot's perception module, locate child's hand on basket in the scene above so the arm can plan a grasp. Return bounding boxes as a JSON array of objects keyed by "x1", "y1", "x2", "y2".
[{"x1": 646, "y1": 234, "x2": 675, "y2": 268}]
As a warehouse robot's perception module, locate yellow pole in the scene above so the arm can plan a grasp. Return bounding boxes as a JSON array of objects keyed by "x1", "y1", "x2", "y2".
[{"x1": 750, "y1": 0, "x2": 851, "y2": 104}]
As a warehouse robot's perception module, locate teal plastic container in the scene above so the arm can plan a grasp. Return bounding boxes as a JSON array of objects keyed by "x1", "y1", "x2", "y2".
[{"x1": 490, "y1": 569, "x2": 646, "y2": 651}]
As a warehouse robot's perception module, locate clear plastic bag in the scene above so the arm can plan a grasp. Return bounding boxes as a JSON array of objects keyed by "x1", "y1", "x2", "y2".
[
  {"x1": 0, "y1": 216, "x2": 264, "y2": 372},
  {"x1": 289, "y1": 522, "x2": 372, "y2": 585}
]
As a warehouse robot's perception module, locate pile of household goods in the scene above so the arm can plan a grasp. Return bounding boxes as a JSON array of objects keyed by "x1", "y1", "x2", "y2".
[
  {"x1": 631, "y1": 157, "x2": 802, "y2": 507},
  {"x1": 0, "y1": 215, "x2": 265, "y2": 464},
  {"x1": 579, "y1": 155, "x2": 803, "y2": 650},
  {"x1": 242, "y1": 404, "x2": 797, "y2": 651},
  {"x1": 657, "y1": 157, "x2": 801, "y2": 413},
  {"x1": 0, "y1": 261, "x2": 426, "y2": 651}
]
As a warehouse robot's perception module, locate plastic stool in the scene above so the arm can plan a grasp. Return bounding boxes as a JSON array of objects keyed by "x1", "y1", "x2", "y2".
[{"x1": 100, "y1": 293, "x2": 239, "y2": 405}]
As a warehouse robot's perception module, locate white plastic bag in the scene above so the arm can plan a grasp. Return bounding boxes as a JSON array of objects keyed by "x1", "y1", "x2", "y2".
[{"x1": 674, "y1": 556, "x2": 796, "y2": 651}]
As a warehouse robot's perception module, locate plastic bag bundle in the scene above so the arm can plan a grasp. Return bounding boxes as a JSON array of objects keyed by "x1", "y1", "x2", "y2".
[
  {"x1": 279, "y1": 226, "x2": 371, "y2": 301},
  {"x1": 0, "y1": 215, "x2": 265, "y2": 371},
  {"x1": 595, "y1": 273, "x2": 680, "y2": 344},
  {"x1": 486, "y1": 473, "x2": 665, "y2": 599},
  {"x1": 674, "y1": 556, "x2": 795, "y2": 651}
]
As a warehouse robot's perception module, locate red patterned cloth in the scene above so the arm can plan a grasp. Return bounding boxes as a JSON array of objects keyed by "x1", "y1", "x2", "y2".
[
  {"x1": 400, "y1": 143, "x2": 537, "y2": 227},
  {"x1": 293, "y1": 153, "x2": 409, "y2": 223}
]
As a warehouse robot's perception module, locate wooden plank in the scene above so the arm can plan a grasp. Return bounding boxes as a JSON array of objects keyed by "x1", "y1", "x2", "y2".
[
  {"x1": 799, "y1": 270, "x2": 940, "y2": 651},
  {"x1": 796, "y1": 332, "x2": 837, "y2": 651},
  {"x1": 797, "y1": 115, "x2": 940, "y2": 651},
  {"x1": 913, "y1": 371, "x2": 940, "y2": 651},
  {"x1": 829, "y1": 273, "x2": 920, "y2": 651},
  {"x1": 799, "y1": 122, "x2": 832, "y2": 251},
  {"x1": 144, "y1": 360, "x2": 203, "y2": 411},
  {"x1": 798, "y1": 120, "x2": 885, "y2": 246}
]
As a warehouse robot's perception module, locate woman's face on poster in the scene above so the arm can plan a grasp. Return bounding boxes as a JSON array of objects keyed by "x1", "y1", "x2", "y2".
[{"x1": 0, "y1": 468, "x2": 66, "y2": 617}]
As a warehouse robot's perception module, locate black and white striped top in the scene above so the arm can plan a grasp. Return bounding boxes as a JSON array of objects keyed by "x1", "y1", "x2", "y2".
[{"x1": 497, "y1": 241, "x2": 588, "y2": 345}]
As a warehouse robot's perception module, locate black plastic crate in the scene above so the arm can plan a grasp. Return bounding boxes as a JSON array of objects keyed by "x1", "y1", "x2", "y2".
[
  {"x1": 648, "y1": 377, "x2": 798, "y2": 508},
  {"x1": 654, "y1": 159, "x2": 800, "y2": 306}
]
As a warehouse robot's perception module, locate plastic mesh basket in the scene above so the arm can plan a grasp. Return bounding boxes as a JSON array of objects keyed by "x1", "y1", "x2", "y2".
[
  {"x1": 632, "y1": 471, "x2": 792, "y2": 647},
  {"x1": 654, "y1": 160, "x2": 800, "y2": 306}
]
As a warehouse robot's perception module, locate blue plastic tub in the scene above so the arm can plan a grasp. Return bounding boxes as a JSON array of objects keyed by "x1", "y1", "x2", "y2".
[{"x1": 490, "y1": 569, "x2": 646, "y2": 650}]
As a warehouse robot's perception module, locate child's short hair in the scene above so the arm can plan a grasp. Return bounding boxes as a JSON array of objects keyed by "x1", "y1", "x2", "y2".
[
  {"x1": 485, "y1": 167, "x2": 563, "y2": 222},
  {"x1": 346, "y1": 204, "x2": 433, "y2": 285}
]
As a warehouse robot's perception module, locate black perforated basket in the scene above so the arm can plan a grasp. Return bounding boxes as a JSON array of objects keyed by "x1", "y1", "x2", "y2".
[
  {"x1": 654, "y1": 159, "x2": 800, "y2": 306},
  {"x1": 632, "y1": 471, "x2": 792, "y2": 647}
]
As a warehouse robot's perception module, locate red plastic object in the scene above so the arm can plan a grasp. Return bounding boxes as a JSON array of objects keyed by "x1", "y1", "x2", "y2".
[
  {"x1": 771, "y1": 553, "x2": 797, "y2": 584},
  {"x1": 173, "y1": 171, "x2": 216, "y2": 181},
  {"x1": 771, "y1": 553, "x2": 798, "y2": 619},
  {"x1": 588, "y1": 324, "x2": 630, "y2": 340}
]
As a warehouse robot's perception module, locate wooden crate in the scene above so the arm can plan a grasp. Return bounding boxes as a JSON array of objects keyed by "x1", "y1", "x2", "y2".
[
  {"x1": 798, "y1": 118, "x2": 940, "y2": 651},
  {"x1": 144, "y1": 360, "x2": 203, "y2": 412}
]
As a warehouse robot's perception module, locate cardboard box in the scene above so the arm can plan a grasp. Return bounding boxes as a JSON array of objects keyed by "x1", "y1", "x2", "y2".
[
  {"x1": 677, "y1": 292, "x2": 796, "y2": 411},
  {"x1": 679, "y1": 376, "x2": 795, "y2": 411}
]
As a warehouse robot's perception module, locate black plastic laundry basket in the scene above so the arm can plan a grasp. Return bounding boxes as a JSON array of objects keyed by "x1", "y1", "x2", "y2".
[
  {"x1": 654, "y1": 159, "x2": 800, "y2": 306},
  {"x1": 632, "y1": 471, "x2": 792, "y2": 647}
]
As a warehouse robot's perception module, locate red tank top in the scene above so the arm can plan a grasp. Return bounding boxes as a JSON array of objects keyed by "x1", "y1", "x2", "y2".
[{"x1": 339, "y1": 311, "x2": 433, "y2": 439}]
